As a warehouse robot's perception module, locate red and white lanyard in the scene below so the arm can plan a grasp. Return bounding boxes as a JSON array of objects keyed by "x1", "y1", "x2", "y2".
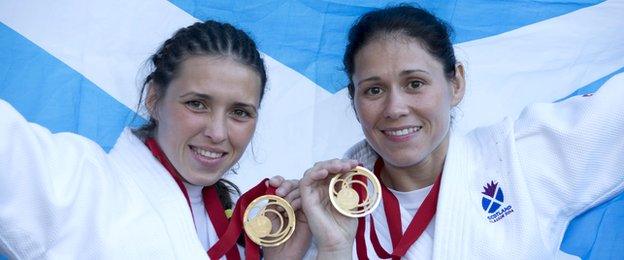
[
  {"x1": 146, "y1": 138, "x2": 272, "y2": 260},
  {"x1": 355, "y1": 158, "x2": 442, "y2": 259}
]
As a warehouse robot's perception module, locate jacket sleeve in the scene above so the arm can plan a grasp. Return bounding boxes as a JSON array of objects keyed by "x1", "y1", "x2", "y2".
[
  {"x1": 513, "y1": 73, "x2": 624, "y2": 221},
  {"x1": 0, "y1": 99, "x2": 109, "y2": 258}
]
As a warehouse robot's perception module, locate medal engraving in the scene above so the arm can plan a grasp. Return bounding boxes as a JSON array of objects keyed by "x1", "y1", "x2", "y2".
[
  {"x1": 329, "y1": 166, "x2": 382, "y2": 218},
  {"x1": 246, "y1": 215, "x2": 272, "y2": 237},
  {"x1": 336, "y1": 187, "x2": 359, "y2": 210},
  {"x1": 243, "y1": 195, "x2": 296, "y2": 247}
]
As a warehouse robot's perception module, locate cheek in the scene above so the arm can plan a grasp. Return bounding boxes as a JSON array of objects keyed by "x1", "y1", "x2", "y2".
[
  {"x1": 161, "y1": 109, "x2": 203, "y2": 141},
  {"x1": 354, "y1": 99, "x2": 379, "y2": 128},
  {"x1": 228, "y1": 121, "x2": 256, "y2": 149},
  {"x1": 422, "y1": 91, "x2": 452, "y2": 121},
  {"x1": 427, "y1": 102, "x2": 452, "y2": 135}
]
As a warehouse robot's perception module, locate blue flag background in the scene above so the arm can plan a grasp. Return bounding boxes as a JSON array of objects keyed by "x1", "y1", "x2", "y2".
[{"x1": 1, "y1": 1, "x2": 623, "y2": 258}]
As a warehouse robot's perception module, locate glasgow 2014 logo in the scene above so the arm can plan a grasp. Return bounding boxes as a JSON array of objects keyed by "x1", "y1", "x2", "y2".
[{"x1": 481, "y1": 180, "x2": 514, "y2": 223}]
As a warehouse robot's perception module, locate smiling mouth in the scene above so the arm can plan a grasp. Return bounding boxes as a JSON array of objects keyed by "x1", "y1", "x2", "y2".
[
  {"x1": 382, "y1": 126, "x2": 423, "y2": 137},
  {"x1": 190, "y1": 146, "x2": 226, "y2": 159}
]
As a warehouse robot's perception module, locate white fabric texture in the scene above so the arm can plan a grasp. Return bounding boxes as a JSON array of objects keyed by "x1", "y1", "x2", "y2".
[
  {"x1": 343, "y1": 73, "x2": 624, "y2": 259},
  {"x1": 0, "y1": 104, "x2": 212, "y2": 259},
  {"x1": 182, "y1": 183, "x2": 244, "y2": 258},
  {"x1": 184, "y1": 182, "x2": 212, "y2": 251}
]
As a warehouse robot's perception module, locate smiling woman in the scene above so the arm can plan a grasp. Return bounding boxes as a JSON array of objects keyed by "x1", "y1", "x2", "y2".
[
  {"x1": 146, "y1": 56, "x2": 261, "y2": 189},
  {"x1": 351, "y1": 36, "x2": 465, "y2": 191},
  {"x1": 0, "y1": 20, "x2": 306, "y2": 259},
  {"x1": 298, "y1": 4, "x2": 624, "y2": 259}
]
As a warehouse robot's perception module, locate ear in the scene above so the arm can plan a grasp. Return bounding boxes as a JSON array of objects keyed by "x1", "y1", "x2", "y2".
[
  {"x1": 450, "y1": 62, "x2": 466, "y2": 107},
  {"x1": 145, "y1": 82, "x2": 160, "y2": 121}
]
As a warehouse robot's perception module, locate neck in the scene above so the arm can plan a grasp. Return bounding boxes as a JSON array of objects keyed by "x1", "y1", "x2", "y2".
[
  {"x1": 380, "y1": 135, "x2": 449, "y2": 192},
  {"x1": 183, "y1": 181, "x2": 204, "y2": 201}
]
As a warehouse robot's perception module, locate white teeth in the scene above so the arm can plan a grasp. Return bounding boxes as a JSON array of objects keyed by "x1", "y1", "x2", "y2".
[
  {"x1": 385, "y1": 126, "x2": 422, "y2": 136},
  {"x1": 192, "y1": 147, "x2": 223, "y2": 159}
]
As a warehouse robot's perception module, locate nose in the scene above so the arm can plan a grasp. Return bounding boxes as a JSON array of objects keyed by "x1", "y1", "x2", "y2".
[
  {"x1": 383, "y1": 88, "x2": 409, "y2": 120},
  {"x1": 203, "y1": 113, "x2": 227, "y2": 144}
]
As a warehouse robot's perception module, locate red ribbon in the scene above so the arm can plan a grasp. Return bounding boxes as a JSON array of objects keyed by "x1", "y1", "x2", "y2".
[
  {"x1": 146, "y1": 138, "x2": 276, "y2": 260},
  {"x1": 208, "y1": 179, "x2": 276, "y2": 260},
  {"x1": 355, "y1": 158, "x2": 442, "y2": 259}
]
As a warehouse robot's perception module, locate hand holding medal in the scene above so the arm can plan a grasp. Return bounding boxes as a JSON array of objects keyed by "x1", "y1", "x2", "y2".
[
  {"x1": 208, "y1": 178, "x2": 297, "y2": 260},
  {"x1": 298, "y1": 159, "x2": 380, "y2": 259},
  {"x1": 243, "y1": 188, "x2": 296, "y2": 247}
]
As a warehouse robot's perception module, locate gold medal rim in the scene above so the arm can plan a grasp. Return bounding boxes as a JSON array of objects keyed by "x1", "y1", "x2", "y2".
[
  {"x1": 243, "y1": 194, "x2": 296, "y2": 247},
  {"x1": 329, "y1": 166, "x2": 382, "y2": 218}
]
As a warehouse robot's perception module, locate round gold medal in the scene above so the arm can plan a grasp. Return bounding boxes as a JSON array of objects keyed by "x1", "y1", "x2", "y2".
[
  {"x1": 243, "y1": 195, "x2": 296, "y2": 247},
  {"x1": 329, "y1": 166, "x2": 382, "y2": 218}
]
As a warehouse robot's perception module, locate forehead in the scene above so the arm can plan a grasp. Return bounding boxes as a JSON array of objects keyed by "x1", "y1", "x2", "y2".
[
  {"x1": 167, "y1": 55, "x2": 262, "y2": 104},
  {"x1": 352, "y1": 36, "x2": 444, "y2": 81}
]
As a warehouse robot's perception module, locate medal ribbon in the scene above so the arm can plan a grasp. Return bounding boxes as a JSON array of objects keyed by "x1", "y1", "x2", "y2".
[
  {"x1": 355, "y1": 158, "x2": 442, "y2": 259},
  {"x1": 145, "y1": 138, "x2": 244, "y2": 260},
  {"x1": 208, "y1": 178, "x2": 277, "y2": 260}
]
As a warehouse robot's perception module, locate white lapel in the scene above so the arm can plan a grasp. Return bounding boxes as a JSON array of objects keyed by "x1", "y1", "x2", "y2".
[
  {"x1": 108, "y1": 129, "x2": 206, "y2": 258},
  {"x1": 432, "y1": 133, "x2": 476, "y2": 259}
]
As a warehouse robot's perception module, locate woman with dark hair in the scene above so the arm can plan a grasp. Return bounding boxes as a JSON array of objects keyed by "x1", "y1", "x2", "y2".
[
  {"x1": 299, "y1": 4, "x2": 624, "y2": 259},
  {"x1": 0, "y1": 20, "x2": 305, "y2": 259}
]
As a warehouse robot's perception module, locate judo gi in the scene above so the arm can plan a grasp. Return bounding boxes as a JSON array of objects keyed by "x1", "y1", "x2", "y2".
[
  {"x1": 344, "y1": 73, "x2": 624, "y2": 259},
  {"x1": 0, "y1": 101, "x2": 219, "y2": 259}
]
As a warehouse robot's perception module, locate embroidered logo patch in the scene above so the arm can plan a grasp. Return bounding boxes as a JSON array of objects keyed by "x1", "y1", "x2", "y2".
[{"x1": 481, "y1": 181, "x2": 514, "y2": 223}]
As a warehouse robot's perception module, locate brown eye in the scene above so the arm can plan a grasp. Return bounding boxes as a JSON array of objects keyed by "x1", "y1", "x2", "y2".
[
  {"x1": 186, "y1": 100, "x2": 206, "y2": 110},
  {"x1": 408, "y1": 80, "x2": 423, "y2": 90},
  {"x1": 233, "y1": 109, "x2": 248, "y2": 117},
  {"x1": 365, "y1": 86, "x2": 384, "y2": 96},
  {"x1": 230, "y1": 108, "x2": 252, "y2": 119}
]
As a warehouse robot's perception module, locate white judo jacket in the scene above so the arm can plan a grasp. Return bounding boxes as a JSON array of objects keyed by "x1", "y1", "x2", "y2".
[
  {"x1": 0, "y1": 102, "x2": 210, "y2": 258},
  {"x1": 344, "y1": 73, "x2": 624, "y2": 259}
]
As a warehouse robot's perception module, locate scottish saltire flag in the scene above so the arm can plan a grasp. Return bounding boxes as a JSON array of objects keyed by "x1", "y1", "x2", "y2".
[{"x1": 1, "y1": 0, "x2": 622, "y2": 258}]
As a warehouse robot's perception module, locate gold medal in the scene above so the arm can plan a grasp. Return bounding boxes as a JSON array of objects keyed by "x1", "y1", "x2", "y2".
[
  {"x1": 243, "y1": 195, "x2": 296, "y2": 247},
  {"x1": 329, "y1": 166, "x2": 382, "y2": 218}
]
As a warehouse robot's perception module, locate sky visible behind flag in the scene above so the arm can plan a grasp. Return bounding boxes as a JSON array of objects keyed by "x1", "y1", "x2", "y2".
[{"x1": 1, "y1": 1, "x2": 623, "y2": 258}]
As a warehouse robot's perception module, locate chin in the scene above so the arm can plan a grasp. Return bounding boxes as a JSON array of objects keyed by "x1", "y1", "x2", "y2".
[
  {"x1": 184, "y1": 172, "x2": 222, "y2": 186},
  {"x1": 384, "y1": 153, "x2": 424, "y2": 168},
  {"x1": 191, "y1": 178, "x2": 220, "y2": 187}
]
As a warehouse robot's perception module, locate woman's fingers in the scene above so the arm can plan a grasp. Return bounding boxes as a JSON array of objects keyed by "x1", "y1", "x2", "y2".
[
  {"x1": 312, "y1": 159, "x2": 359, "y2": 176},
  {"x1": 294, "y1": 159, "x2": 362, "y2": 252},
  {"x1": 268, "y1": 175, "x2": 285, "y2": 188},
  {"x1": 268, "y1": 175, "x2": 297, "y2": 198},
  {"x1": 283, "y1": 187, "x2": 300, "y2": 208},
  {"x1": 301, "y1": 159, "x2": 360, "y2": 189},
  {"x1": 290, "y1": 198, "x2": 301, "y2": 210},
  {"x1": 272, "y1": 178, "x2": 297, "y2": 196}
]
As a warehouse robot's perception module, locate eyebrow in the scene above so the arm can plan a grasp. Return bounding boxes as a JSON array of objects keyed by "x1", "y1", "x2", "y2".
[
  {"x1": 357, "y1": 76, "x2": 381, "y2": 87},
  {"x1": 357, "y1": 69, "x2": 430, "y2": 87},
  {"x1": 179, "y1": 91, "x2": 210, "y2": 99},
  {"x1": 400, "y1": 69, "x2": 429, "y2": 76}
]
